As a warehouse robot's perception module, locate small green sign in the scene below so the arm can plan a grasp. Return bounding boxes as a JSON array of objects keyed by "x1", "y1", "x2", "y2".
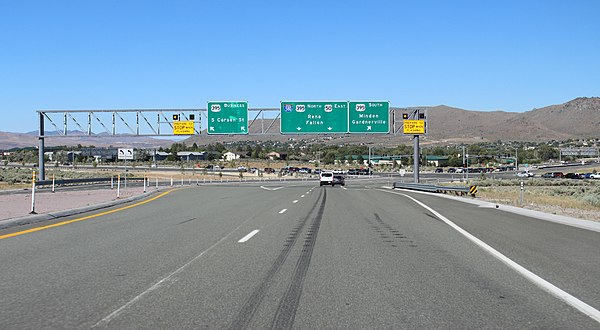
[
  {"x1": 348, "y1": 101, "x2": 390, "y2": 133},
  {"x1": 280, "y1": 101, "x2": 348, "y2": 134},
  {"x1": 207, "y1": 101, "x2": 248, "y2": 135}
]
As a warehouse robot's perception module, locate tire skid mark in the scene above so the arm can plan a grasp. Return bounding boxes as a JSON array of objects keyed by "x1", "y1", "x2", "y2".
[
  {"x1": 270, "y1": 189, "x2": 327, "y2": 330},
  {"x1": 228, "y1": 189, "x2": 324, "y2": 330},
  {"x1": 366, "y1": 212, "x2": 416, "y2": 248}
]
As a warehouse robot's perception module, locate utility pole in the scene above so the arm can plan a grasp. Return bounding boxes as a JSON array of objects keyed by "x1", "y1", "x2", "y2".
[{"x1": 38, "y1": 112, "x2": 45, "y2": 181}]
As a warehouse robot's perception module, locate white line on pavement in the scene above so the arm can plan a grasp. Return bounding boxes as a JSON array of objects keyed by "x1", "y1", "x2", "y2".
[
  {"x1": 377, "y1": 189, "x2": 600, "y2": 324},
  {"x1": 238, "y1": 230, "x2": 260, "y2": 243},
  {"x1": 93, "y1": 216, "x2": 253, "y2": 327},
  {"x1": 293, "y1": 200, "x2": 298, "y2": 203},
  {"x1": 260, "y1": 186, "x2": 284, "y2": 191},
  {"x1": 279, "y1": 209, "x2": 287, "y2": 214},
  {"x1": 300, "y1": 195, "x2": 305, "y2": 198}
]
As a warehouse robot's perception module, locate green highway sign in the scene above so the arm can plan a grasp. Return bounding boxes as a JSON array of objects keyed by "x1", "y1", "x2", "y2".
[
  {"x1": 280, "y1": 101, "x2": 348, "y2": 134},
  {"x1": 207, "y1": 101, "x2": 248, "y2": 135},
  {"x1": 348, "y1": 101, "x2": 390, "y2": 133}
]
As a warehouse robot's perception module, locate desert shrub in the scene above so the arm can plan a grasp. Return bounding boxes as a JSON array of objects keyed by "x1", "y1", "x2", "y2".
[{"x1": 580, "y1": 194, "x2": 600, "y2": 207}]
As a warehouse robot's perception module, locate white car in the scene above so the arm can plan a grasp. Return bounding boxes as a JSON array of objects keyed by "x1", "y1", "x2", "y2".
[
  {"x1": 516, "y1": 171, "x2": 534, "y2": 178},
  {"x1": 319, "y1": 171, "x2": 334, "y2": 186},
  {"x1": 591, "y1": 173, "x2": 600, "y2": 179}
]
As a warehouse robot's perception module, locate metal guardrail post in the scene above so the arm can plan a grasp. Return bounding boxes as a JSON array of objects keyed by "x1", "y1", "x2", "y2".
[{"x1": 520, "y1": 181, "x2": 524, "y2": 206}]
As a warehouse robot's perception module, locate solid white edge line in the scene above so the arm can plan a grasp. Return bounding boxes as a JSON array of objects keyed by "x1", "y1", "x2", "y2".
[
  {"x1": 279, "y1": 209, "x2": 287, "y2": 214},
  {"x1": 238, "y1": 230, "x2": 260, "y2": 243},
  {"x1": 93, "y1": 218, "x2": 250, "y2": 327},
  {"x1": 377, "y1": 189, "x2": 600, "y2": 324}
]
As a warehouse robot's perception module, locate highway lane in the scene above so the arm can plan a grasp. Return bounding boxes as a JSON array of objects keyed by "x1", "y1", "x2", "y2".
[
  {"x1": 0, "y1": 180, "x2": 599, "y2": 328},
  {"x1": 390, "y1": 189, "x2": 600, "y2": 312}
]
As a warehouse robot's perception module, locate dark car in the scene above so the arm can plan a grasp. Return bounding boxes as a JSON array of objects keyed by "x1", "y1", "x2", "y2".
[
  {"x1": 263, "y1": 167, "x2": 276, "y2": 174},
  {"x1": 435, "y1": 168, "x2": 443, "y2": 173},
  {"x1": 541, "y1": 172, "x2": 564, "y2": 178},
  {"x1": 333, "y1": 175, "x2": 346, "y2": 186},
  {"x1": 564, "y1": 173, "x2": 582, "y2": 179}
]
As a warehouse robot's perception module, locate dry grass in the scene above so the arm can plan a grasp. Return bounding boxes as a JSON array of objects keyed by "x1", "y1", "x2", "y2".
[
  {"x1": 476, "y1": 185, "x2": 600, "y2": 221},
  {"x1": 0, "y1": 182, "x2": 29, "y2": 190},
  {"x1": 478, "y1": 186, "x2": 600, "y2": 211}
]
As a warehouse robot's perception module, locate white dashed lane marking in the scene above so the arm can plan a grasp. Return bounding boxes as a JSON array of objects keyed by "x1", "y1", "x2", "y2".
[{"x1": 238, "y1": 230, "x2": 260, "y2": 243}]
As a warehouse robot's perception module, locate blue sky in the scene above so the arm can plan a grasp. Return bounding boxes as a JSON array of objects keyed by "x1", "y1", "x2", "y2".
[{"x1": 1, "y1": 0, "x2": 599, "y2": 133}]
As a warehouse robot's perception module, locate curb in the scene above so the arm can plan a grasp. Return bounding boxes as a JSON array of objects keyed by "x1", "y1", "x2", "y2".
[{"x1": 0, "y1": 189, "x2": 165, "y2": 231}]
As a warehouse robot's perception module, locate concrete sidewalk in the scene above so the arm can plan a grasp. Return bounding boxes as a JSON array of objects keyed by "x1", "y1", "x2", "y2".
[{"x1": 0, "y1": 186, "x2": 151, "y2": 222}]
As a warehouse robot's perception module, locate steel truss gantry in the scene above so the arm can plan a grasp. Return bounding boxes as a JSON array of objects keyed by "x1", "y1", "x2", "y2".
[{"x1": 36, "y1": 107, "x2": 424, "y2": 180}]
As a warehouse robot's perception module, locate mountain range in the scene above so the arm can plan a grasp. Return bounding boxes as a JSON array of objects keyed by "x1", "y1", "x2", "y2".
[{"x1": 0, "y1": 97, "x2": 598, "y2": 149}]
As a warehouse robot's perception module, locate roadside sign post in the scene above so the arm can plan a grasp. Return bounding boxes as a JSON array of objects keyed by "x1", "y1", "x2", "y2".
[
  {"x1": 207, "y1": 101, "x2": 248, "y2": 134},
  {"x1": 117, "y1": 175, "x2": 121, "y2": 199},
  {"x1": 280, "y1": 101, "x2": 348, "y2": 134},
  {"x1": 403, "y1": 110, "x2": 427, "y2": 183},
  {"x1": 118, "y1": 148, "x2": 133, "y2": 190},
  {"x1": 348, "y1": 101, "x2": 390, "y2": 133}
]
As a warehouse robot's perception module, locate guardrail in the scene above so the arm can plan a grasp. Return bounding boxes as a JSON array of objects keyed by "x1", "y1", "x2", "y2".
[{"x1": 393, "y1": 182, "x2": 476, "y2": 197}]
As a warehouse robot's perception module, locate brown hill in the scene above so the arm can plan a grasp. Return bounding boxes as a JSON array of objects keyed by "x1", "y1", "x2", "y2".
[{"x1": 517, "y1": 97, "x2": 600, "y2": 139}]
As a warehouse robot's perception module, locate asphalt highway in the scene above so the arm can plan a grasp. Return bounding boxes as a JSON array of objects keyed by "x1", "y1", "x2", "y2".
[{"x1": 1, "y1": 178, "x2": 599, "y2": 328}]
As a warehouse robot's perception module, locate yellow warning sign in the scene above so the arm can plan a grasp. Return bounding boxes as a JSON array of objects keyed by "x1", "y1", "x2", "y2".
[
  {"x1": 173, "y1": 121, "x2": 195, "y2": 135},
  {"x1": 403, "y1": 120, "x2": 426, "y2": 134},
  {"x1": 469, "y1": 185, "x2": 478, "y2": 195}
]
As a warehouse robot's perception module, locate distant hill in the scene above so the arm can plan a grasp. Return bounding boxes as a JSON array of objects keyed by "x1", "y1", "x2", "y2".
[
  {"x1": 426, "y1": 97, "x2": 600, "y2": 142},
  {"x1": 1, "y1": 97, "x2": 598, "y2": 149},
  {"x1": 0, "y1": 131, "x2": 174, "y2": 150}
]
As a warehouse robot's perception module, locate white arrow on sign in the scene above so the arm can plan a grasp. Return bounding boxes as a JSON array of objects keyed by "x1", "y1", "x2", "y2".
[
  {"x1": 367, "y1": 126, "x2": 372, "y2": 131},
  {"x1": 210, "y1": 127, "x2": 215, "y2": 131},
  {"x1": 297, "y1": 127, "x2": 302, "y2": 131},
  {"x1": 327, "y1": 127, "x2": 332, "y2": 131},
  {"x1": 241, "y1": 127, "x2": 246, "y2": 131}
]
